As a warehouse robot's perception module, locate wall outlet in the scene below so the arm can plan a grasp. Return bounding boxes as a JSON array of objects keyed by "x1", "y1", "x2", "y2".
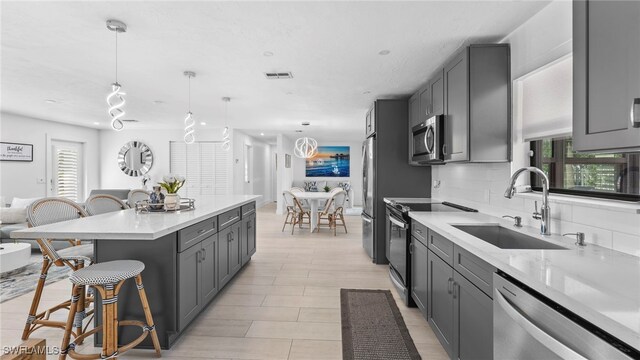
[
  {"x1": 433, "y1": 180, "x2": 441, "y2": 189},
  {"x1": 36, "y1": 177, "x2": 45, "y2": 184}
]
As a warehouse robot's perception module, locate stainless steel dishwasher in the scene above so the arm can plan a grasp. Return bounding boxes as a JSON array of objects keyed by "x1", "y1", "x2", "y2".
[{"x1": 493, "y1": 272, "x2": 639, "y2": 360}]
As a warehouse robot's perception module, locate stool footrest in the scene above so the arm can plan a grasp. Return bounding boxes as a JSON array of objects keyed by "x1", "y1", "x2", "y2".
[{"x1": 66, "y1": 320, "x2": 152, "y2": 360}]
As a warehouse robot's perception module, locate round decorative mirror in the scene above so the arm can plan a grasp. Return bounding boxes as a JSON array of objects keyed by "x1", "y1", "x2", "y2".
[{"x1": 117, "y1": 141, "x2": 153, "y2": 177}]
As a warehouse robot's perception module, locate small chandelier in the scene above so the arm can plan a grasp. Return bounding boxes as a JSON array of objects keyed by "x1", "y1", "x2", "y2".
[
  {"x1": 221, "y1": 97, "x2": 231, "y2": 151},
  {"x1": 106, "y1": 19, "x2": 127, "y2": 131},
  {"x1": 183, "y1": 71, "x2": 196, "y2": 144},
  {"x1": 294, "y1": 137, "x2": 318, "y2": 158}
]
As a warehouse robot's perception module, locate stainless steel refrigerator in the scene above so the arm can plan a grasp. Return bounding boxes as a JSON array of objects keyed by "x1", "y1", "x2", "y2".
[{"x1": 361, "y1": 100, "x2": 431, "y2": 264}]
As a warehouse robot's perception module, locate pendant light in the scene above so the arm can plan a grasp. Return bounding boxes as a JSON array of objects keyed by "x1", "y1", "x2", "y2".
[
  {"x1": 221, "y1": 97, "x2": 231, "y2": 151},
  {"x1": 183, "y1": 71, "x2": 196, "y2": 144},
  {"x1": 106, "y1": 19, "x2": 127, "y2": 131},
  {"x1": 294, "y1": 137, "x2": 318, "y2": 158}
]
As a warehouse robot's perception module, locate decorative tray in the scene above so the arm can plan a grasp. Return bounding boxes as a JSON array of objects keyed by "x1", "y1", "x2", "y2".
[{"x1": 134, "y1": 198, "x2": 195, "y2": 213}]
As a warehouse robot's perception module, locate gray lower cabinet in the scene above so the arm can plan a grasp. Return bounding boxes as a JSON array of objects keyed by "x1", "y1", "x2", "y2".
[
  {"x1": 229, "y1": 220, "x2": 242, "y2": 275},
  {"x1": 453, "y1": 272, "x2": 493, "y2": 360},
  {"x1": 241, "y1": 213, "x2": 256, "y2": 266},
  {"x1": 411, "y1": 237, "x2": 429, "y2": 319},
  {"x1": 573, "y1": 0, "x2": 640, "y2": 152},
  {"x1": 219, "y1": 220, "x2": 242, "y2": 289},
  {"x1": 426, "y1": 239, "x2": 494, "y2": 359},
  {"x1": 428, "y1": 249, "x2": 455, "y2": 358},
  {"x1": 177, "y1": 233, "x2": 218, "y2": 331}
]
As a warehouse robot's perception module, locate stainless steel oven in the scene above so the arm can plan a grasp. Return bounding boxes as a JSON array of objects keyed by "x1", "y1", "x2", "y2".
[{"x1": 411, "y1": 115, "x2": 444, "y2": 164}]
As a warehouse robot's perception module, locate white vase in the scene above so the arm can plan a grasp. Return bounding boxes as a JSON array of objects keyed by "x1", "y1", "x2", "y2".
[{"x1": 164, "y1": 193, "x2": 180, "y2": 210}]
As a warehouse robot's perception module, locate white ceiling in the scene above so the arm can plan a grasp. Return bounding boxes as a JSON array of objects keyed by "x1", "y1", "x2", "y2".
[{"x1": 1, "y1": 1, "x2": 549, "y2": 142}]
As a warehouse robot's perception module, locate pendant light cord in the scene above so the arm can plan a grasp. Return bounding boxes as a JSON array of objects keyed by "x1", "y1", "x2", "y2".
[
  {"x1": 115, "y1": 31, "x2": 118, "y2": 83},
  {"x1": 188, "y1": 75, "x2": 191, "y2": 112}
]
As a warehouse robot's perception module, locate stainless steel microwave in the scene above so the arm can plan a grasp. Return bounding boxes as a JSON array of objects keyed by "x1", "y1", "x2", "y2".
[{"x1": 411, "y1": 115, "x2": 444, "y2": 164}]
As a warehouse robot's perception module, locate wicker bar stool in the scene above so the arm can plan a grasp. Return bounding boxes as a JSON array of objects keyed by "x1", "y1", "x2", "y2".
[
  {"x1": 85, "y1": 194, "x2": 128, "y2": 216},
  {"x1": 22, "y1": 198, "x2": 94, "y2": 342},
  {"x1": 59, "y1": 260, "x2": 161, "y2": 360}
]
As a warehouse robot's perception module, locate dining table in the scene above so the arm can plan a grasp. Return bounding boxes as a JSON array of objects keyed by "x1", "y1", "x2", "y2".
[{"x1": 293, "y1": 191, "x2": 333, "y2": 232}]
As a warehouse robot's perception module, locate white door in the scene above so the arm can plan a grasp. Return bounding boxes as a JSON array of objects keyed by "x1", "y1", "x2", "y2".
[{"x1": 50, "y1": 140, "x2": 84, "y2": 201}]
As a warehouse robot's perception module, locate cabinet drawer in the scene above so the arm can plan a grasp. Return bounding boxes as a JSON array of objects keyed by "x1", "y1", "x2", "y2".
[
  {"x1": 241, "y1": 202, "x2": 256, "y2": 218},
  {"x1": 219, "y1": 207, "x2": 241, "y2": 230},
  {"x1": 178, "y1": 218, "x2": 216, "y2": 253},
  {"x1": 428, "y1": 230, "x2": 454, "y2": 266},
  {"x1": 411, "y1": 221, "x2": 428, "y2": 245},
  {"x1": 453, "y1": 245, "x2": 495, "y2": 298}
]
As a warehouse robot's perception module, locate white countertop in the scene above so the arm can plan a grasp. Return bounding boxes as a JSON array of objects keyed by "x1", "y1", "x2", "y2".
[
  {"x1": 408, "y1": 211, "x2": 640, "y2": 351},
  {"x1": 11, "y1": 195, "x2": 261, "y2": 241}
]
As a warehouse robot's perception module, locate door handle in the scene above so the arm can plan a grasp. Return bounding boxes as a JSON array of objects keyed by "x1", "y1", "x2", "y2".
[
  {"x1": 631, "y1": 98, "x2": 640, "y2": 128},
  {"x1": 494, "y1": 289, "x2": 587, "y2": 359},
  {"x1": 389, "y1": 216, "x2": 407, "y2": 229}
]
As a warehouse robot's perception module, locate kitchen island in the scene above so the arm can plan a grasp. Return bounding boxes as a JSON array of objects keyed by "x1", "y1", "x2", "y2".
[{"x1": 12, "y1": 195, "x2": 260, "y2": 350}]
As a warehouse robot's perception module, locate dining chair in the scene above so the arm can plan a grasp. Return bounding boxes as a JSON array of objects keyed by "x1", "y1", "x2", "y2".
[
  {"x1": 22, "y1": 198, "x2": 94, "y2": 342},
  {"x1": 316, "y1": 190, "x2": 348, "y2": 236},
  {"x1": 127, "y1": 189, "x2": 150, "y2": 207},
  {"x1": 282, "y1": 191, "x2": 310, "y2": 234},
  {"x1": 290, "y1": 187, "x2": 310, "y2": 209},
  {"x1": 85, "y1": 194, "x2": 128, "y2": 216}
]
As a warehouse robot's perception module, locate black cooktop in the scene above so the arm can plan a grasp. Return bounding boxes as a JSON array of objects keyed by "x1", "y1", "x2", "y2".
[{"x1": 391, "y1": 201, "x2": 478, "y2": 213}]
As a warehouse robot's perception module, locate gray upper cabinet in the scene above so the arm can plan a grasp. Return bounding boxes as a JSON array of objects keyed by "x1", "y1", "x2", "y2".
[
  {"x1": 365, "y1": 105, "x2": 376, "y2": 138},
  {"x1": 409, "y1": 92, "x2": 420, "y2": 129},
  {"x1": 573, "y1": 1, "x2": 640, "y2": 152},
  {"x1": 428, "y1": 70, "x2": 444, "y2": 117},
  {"x1": 419, "y1": 86, "x2": 431, "y2": 123},
  {"x1": 443, "y1": 45, "x2": 511, "y2": 163}
]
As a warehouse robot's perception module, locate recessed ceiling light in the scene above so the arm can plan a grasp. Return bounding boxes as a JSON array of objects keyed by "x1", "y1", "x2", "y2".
[
  {"x1": 200, "y1": 122, "x2": 207, "y2": 126},
  {"x1": 286, "y1": 91, "x2": 293, "y2": 95},
  {"x1": 152, "y1": 100, "x2": 165, "y2": 105},
  {"x1": 378, "y1": 49, "x2": 391, "y2": 55},
  {"x1": 363, "y1": 91, "x2": 371, "y2": 94},
  {"x1": 260, "y1": 133, "x2": 265, "y2": 136},
  {"x1": 263, "y1": 51, "x2": 274, "y2": 57},
  {"x1": 93, "y1": 122, "x2": 100, "y2": 125},
  {"x1": 301, "y1": 122, "x2": 310, "y2": 126},
  {"x1": 295, "y1": 130, "x2": 303, "y2": 133},
  {"x1": 44, "y1": 99, "x2": 58, "y2": 104}
]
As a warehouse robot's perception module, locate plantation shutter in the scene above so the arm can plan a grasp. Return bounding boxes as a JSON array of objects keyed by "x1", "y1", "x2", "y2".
[
  {"x1": 54, "y1": 146, "x2": 80, "y2": 201},
  {"x1": 169, "y1": 141, "x2": 231, "y2": 198}
]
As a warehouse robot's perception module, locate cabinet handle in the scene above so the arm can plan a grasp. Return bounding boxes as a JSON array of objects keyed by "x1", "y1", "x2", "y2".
[
  {"x1": 409, "y1": 243, "x2": 413, "y2": 255},
  {"x1": 202, "y1": 248, "x2": 206, "y2": 261},
  {"x1": 631, "y1": 98, "x2": 640, "y2": 128},
  {"x1": 447, "y1": 278, "x2": 453, "y2": 294},
  {"x1": 452, "y1": 281, "x2": 458, "y2": 299},
  {"x1": 415, "y1": 229, "x2": 422, "y2": 235},
  {"x1": 197, "y1": 250, "x2": 202, "y2": 263},
  {"x1": 442, "y1": 144, "x2": 447, "y2": 156},
  {"x1": 197, "y1": 229, "x2": 206, "y2": 235}
]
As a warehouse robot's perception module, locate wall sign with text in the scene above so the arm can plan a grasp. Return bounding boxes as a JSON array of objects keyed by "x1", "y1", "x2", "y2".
[{"x1": 0, "y1": 142, "x2": 33, "y2": 162}]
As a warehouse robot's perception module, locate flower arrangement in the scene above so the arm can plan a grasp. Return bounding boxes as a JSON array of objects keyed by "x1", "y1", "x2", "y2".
[{"x1": 158, "y1": 174, "x2": 186, "y2": 194}]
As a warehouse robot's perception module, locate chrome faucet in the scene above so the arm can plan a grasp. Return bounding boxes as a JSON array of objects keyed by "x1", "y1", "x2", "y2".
[{"x1": 504, "y1": 167, "x2": 551, "y2": 236}]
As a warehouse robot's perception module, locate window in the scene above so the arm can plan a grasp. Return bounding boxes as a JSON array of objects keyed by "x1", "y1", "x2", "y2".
[
  {"x1": 170, "y1": 141, "x2": 231, "y2": 198},
  {"x1": 51, "y1": 140, "x2": 83, "y2": 201},
  {"x1": 530, "y1": 138, "x2": 640, "y2": 201}
]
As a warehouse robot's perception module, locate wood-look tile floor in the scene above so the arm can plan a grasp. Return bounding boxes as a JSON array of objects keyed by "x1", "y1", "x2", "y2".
[{"x1": 0, "y1": 203, "x2": 448, "y2": 359}]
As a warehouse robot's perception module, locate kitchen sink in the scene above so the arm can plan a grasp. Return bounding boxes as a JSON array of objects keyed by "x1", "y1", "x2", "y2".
[{"x1": 452, "y1": 225, "x2": 568, "y2": 250}]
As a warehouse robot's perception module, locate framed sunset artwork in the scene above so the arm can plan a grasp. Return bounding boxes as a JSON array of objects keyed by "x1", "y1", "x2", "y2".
[{"x1": 305, "y1": 146, "x2": 350, "y2": 177}]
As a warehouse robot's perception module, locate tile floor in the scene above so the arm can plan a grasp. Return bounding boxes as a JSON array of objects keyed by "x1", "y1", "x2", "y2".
[{"x1": 0, "y1": 203, "x2": 448, "y2": 359}]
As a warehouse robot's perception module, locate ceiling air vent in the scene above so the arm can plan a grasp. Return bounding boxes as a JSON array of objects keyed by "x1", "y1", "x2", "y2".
[{"x1": 264, "y1": 72, "x2": 293, "y2": 79}]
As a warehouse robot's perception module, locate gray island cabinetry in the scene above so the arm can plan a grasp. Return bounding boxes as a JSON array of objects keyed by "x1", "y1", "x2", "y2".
[{"x1": 12, "y1": 195, "x2": 260, "y2": 350}]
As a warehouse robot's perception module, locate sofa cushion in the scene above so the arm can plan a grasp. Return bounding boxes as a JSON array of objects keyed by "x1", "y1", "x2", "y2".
[
  {"x1": 10, "y1": 197, "x2": 41, "y2": 209},
  {"x1": 0, "y1": 222, "x2": 28, "y2": 238},
  {"x1": 1, "y1": 207, "x2": 27, "y2": 224}
]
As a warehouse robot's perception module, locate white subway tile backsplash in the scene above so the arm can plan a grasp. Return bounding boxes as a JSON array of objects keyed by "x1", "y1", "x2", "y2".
[
  {"x1": 432, "y1": 164, "x2": 640, "y2": 257},
  {"x1": 612, "y1": 232, "x2": 640, "y2": 257}
]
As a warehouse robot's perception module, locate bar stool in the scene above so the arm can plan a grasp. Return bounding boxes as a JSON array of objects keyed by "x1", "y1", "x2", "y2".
[
  {"x1": 23, "y1": 198, "x2": 94, "y2": 342},
  {"x1": 85, "y1": 194, "x2": 128, "y2": 216},
  {"x1": 59, "y1": 260, "x2": 161, "y2": 360}
]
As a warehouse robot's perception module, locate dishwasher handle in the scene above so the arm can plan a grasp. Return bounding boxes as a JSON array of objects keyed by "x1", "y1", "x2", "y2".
[{"x1": 494, "y1": 288, "x2": 587, "y2": 360}]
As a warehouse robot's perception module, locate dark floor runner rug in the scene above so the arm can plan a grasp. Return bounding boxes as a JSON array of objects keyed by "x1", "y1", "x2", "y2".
[{"x1": 341, "y1": 289, "x2": 421, "y2": 360}]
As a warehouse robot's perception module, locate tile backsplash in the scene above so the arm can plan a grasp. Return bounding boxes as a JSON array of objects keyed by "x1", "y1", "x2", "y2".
[{"x1": 431, "y1": 163, "x2": 640, "y2": 257}]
